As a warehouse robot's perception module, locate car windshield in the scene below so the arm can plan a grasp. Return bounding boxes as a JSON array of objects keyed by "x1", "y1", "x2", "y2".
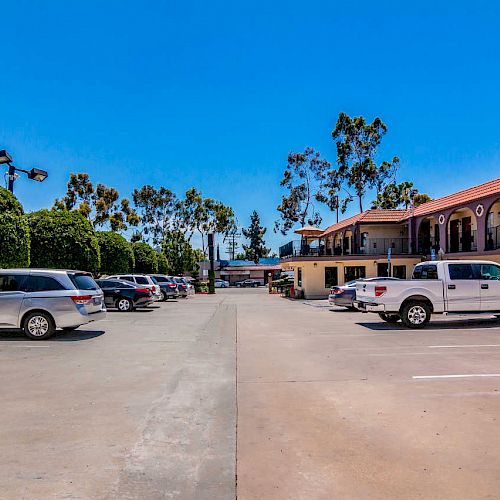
[{"x1": 68, "y1": 273, "x2": 99, "y2": 290}]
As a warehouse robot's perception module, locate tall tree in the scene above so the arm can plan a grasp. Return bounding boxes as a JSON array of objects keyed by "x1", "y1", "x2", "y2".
[
  {"x1": 371, "y1": 182, "x2": 432, "y2": 209},
  {"x1": 132, "y1": 185, "x2": 177, "y2": 245},
  {"x1": 53, "y1": 173, "x2": 139, "y2": 231},
  {"x1": 177, "y1": 188, "x2": 236, "y2": 255},
  {"x1": 275, "y1": 147, "x2": 331, "y2": 235},
  {"x1": 162, "y1": 229, "x2": 204, "y2": 276},
  {"x1": 242, "y1": 211, "x2": 271, "y2": 263},
  {"x1": 331, "y1": 112, "x2": 399, "y2": 213}
]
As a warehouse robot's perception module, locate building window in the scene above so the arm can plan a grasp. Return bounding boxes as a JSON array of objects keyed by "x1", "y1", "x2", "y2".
[
  {"x1": 392, "y1": 265, "x2": 407, "y2": 279},
  {"x1": 344, "y1": 266, "x2": 366, "y2": 283},
  {"x1": 297, "y1": 267, "x2": 302, "y2": 287},
  {"x1": 325, "y1": 267, "x2": 338, "y2": 288}
]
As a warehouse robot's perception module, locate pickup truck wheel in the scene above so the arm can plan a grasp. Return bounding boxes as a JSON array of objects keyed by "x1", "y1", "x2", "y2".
[
  {"x1": 378, "y1": 313, "x2": 400, "y2": 324},
  {"x1": 401, "y1": 301, "x2": 430, "y2": 329}
]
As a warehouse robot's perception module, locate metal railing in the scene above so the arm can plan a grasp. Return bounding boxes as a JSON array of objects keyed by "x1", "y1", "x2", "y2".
[
  {"x1": 279, "y1": 238, "x2": 411, "y2": 258},
  {"x1": 358, "y1": 238, "x2": 409, "y2": 255}
]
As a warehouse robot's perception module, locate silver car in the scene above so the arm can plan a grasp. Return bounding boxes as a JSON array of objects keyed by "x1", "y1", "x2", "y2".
[{"x1": 0, "y1": 269, "x2": 106, "y2": 340}]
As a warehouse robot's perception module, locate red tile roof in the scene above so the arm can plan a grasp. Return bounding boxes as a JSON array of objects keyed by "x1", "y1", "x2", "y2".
[
  {"x1": 321, "y1": 209, "x2": 410, "y2": 236},
  {"x1": 411, "y1": 178, "x2": 500, "y2": 217},
  {"x1": 319, "y1": 178, "x2": 500, "y2": 236}
]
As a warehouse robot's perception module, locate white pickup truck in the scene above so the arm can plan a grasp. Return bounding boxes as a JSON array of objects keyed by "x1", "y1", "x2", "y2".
[{"x1": 354, "y1": 260, "x2": 500, "y2": 328}]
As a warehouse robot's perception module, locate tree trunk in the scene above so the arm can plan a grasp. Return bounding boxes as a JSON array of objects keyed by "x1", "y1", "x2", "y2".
[{"x1": 359, "y1": 195, "x2": 363, "y2": 213}]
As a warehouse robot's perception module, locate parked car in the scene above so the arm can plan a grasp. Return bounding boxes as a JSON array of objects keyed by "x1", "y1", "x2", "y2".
[
  {"x1": 329, "y1": 277, "x2": 400, "y2": 309},
  {"x1": 235, "y1": 279, "x2": 260, "y2": 288},
  {"x1": 354, "y1": 260, "x2": 500, "y2": 328},
  {"x1": 171, "y1": 277, "x2": 193, "y2": 297},
  {"x1": 0, "y1": 269, "x2": 106, "y2": 340},
  {"x1": 95, "y1": 279, "x2": 154, "y2": 311},
  {"x1": 215, "y1": 279, "x2": 230, "y2": 288},
  {"x1": 149, "y1": 274, "x2": 179, "y2": 300},
  {"x1": 106, "y1": 274, "x2": 162, "y2": 301}
]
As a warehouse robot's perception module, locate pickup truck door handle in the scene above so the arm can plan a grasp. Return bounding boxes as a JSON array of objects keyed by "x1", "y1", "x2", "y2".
[
  {"x1": 448, "y1": 284, "x2": 456, "y2": 290},
  {"x1": 481, "y1": 284, "x2": 489, "y2": 289}
]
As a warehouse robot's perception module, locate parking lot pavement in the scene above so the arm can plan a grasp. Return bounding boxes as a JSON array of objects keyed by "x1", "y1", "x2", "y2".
[
  {"x1": 0, "y1": 296, "x2": 236, "y2": 500},
  {"x1": 2, "y1": 289, "x2": 500, "y2": 499},
  {"x1": 235, "y1": 293, "x2": 500, "y2": 499}
]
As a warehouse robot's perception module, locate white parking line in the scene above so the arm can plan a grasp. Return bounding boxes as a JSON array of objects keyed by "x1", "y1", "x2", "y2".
[
  {"x1": 413, "y1": 374, "x2": 500, "y2": 379},
  {"x1": 428, "y1": 344, "x2": 500, "y2": 348}
]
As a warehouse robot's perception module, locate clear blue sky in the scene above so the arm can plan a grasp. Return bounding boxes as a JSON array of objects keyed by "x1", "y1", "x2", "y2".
[{"x1": 1, "y1": 0, "x2": 499, "y2": 256}]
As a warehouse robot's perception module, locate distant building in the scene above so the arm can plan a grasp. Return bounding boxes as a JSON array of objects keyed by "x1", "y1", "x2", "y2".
[
  {"x1": 198, "y1": 258, "x2": 282, "y2": 285},
  {"x1": 280, "y1": 178, "x2": 500, "y2": 298}
]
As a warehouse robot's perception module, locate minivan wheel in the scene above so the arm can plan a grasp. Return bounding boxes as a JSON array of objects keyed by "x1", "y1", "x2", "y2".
[
  {"x1": 400, "y1": 301, "x2": 431, "y2": 329},
  {"x1": 161, "y1": 291, "x2": 168, "y2": 301},
  {"x1": 23, "y1": 311, "x2": 55, "y2": 340},
  {"x1": 116, "y1": 298, "x2": 133, "y2": 312}
]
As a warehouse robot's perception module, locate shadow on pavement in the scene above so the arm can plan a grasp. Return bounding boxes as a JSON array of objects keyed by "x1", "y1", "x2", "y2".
[
  {"x1": 0, "y1": 329, "x2": 106, "y2": 341},
  {"x1": 358, "y1": 317, "x2": 500, "y2": 331}
]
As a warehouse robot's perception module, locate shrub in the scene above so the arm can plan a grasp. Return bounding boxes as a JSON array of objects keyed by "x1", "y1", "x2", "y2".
[
  {"x1": 97, "y1": 231, "x2": 134, "y2": 275},
  {"x1": 27, "y1": 209, "x2": 100, "y2": 273},
  {"x1": 0, "y1": 187, "x2": 24, "y2": 216},
  {"x1": 133, "y1": 242, "x2": 158, "y2": 274},
  {"x1": 157, "y1": 252, "x2": 169, "y2": 274},
  {"x1": 0, "y1": 213, "x2": 30, "y2": 268}
]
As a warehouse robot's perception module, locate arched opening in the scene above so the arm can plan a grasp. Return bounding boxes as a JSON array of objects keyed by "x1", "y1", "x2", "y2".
[
  {"x1": 333, "y1": 232, "x2": 343, "y2": 255},
  {"x1": 343, "y1": 229, "x2": 353, "y2": 255},
  {"x1": 486, "y1": 199, "x2": 500, "y2": 250},
  {"x1": 447, "y1": 207, "x2": 477, "y2": 253},
  {"x1": 417, "y1": 216, "x2": 440, "y2": 255}
]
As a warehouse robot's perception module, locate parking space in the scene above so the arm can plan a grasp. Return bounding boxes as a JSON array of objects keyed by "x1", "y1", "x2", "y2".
[{"x1": 237, "y1": 294, "x2": 500, "y2": 499}]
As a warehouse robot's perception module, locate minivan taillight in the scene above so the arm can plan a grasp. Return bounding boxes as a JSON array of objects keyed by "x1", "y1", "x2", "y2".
[
  {"x1": 70, "y1": 295, "x2": 92, "y2": 304},
  {"x1": 375, "y1": 286, "x2": 387, "y2": 297},
  {"x1": 152, "y1": 285, "x2": 157, "y2": 293},
  {"x1": 136, "y1": 287, "x2": 151, "y2": 294},
  {"x1": 168, "y1": 283, "x2": 176, "y2": 288}
]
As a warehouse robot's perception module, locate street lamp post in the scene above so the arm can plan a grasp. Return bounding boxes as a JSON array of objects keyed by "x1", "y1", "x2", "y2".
[{"x1": 0, "y1": 150, "x2": 48, "y2": 193}]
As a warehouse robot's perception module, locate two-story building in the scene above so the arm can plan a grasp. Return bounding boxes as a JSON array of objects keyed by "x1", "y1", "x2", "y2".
[{"x1": 279, "y1": 178, "x2": 500, "y2": 298}]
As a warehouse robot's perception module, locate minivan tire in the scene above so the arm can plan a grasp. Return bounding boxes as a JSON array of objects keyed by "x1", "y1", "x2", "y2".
[
  {"x1": 116, "y1": 298, "x2": 133, "y2": 312},
  {"x1": 400, "y1": 301, "x2": 431, "y2": 329},
  {"x1": 161, "y1": 291, "x2": 168, "y2": 301},
  {"x1": 23, "y1": 311, "x2": 55, "y2": 340}
]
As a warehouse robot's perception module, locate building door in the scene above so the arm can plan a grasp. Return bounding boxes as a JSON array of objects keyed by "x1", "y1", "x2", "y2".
[
  {"x1": 392, "y1": 265, "x2": 407, "y2": 279},
  {"x1": 377, "y1": 263, "x2": 389, "y2": 277},
  {"x1": 462, "y1": 216, "x2": 472, "y2": 252},
  {"x1": 450, "y1": 220, "x2": 460, "y2": 252}
]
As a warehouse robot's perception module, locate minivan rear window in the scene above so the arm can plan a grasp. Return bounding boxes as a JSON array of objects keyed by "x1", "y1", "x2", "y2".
[
  {"x1": 136, "y1": 277, "x2": 149, "y2": 285},
  {"x1": 69, "y1": 273, "x2": 98, "y2": 290}
]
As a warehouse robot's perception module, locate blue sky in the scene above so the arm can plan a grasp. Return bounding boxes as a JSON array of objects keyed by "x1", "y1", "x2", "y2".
[{"x1": 1, "y1": 0, "x2": 499, "y2": 256}]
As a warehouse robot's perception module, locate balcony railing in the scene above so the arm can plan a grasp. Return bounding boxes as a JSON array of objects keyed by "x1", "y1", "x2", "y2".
[
  {"x1": 279, "y1": 238, "x2": 411, "y2": 258},
  {"x1": 449, "y1": 229, "x2": 478, "y2": 253}
]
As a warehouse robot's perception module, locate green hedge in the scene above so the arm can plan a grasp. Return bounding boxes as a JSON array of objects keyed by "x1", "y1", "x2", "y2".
[
  {"x1": 0, "y1": 213, "x2": 30, "y2": 268},
  {"x1": 133, "y1": 242, "x2": 158, "y2": 274},
  {"x1": 97, "y1": 231, "x2": 134, "y2": 275},
  {"x1": 0, "y1": 187, "x2": 23, "y2": 216},
  {"x1": 27, "y1": 209, "x2": 100, "y2": 273}
]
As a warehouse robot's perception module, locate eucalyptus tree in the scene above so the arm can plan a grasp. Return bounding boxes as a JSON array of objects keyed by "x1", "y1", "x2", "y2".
[
  {"x1": 53, "y1": 173, "x2": 139, "y2": 231},
  {"x1": 331, "y1": 112, "x2": 400, "y2": 213},
  {"x1": 275, "y1": 147, "x2": 332, "y2": 235}
]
